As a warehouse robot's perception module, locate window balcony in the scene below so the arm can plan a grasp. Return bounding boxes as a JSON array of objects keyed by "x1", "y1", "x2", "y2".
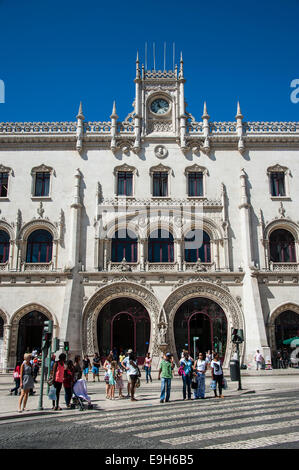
[
  {"x1": 145, "y1": 262, "x2": 178, "y2": 272},
  {"x1": 21, "y1": 262, "x2": 55, "y2": 272},
  {"x1": 269, "y1": 261, "x2": 299, "y2": 272}
]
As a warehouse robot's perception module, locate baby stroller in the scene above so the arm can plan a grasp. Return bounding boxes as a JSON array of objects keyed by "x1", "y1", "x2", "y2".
[{"x1": 71, "y1": 379, "x2": 93, "y2": 411}]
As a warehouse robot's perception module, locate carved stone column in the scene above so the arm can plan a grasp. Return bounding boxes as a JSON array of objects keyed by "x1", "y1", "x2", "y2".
[
  {"x1": 139, "y1": 238, "x2": 146, "y2": 271},
  {"x1": 175, "y1": 238, "x2": 183, "y2": 271}
]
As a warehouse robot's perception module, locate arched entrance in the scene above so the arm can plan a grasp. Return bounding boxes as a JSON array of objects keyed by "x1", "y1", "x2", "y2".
[
  {"x1": 97, "y1": 298, "x2": 151, "y2": 363},
  {"x1": 16, "y1": 310, "x2": 48, "y2": 361},
  {"x1": 174, "y1": 298, "x2": 227, "y2": 361},
  {"x1": 0, "y1": 316, "x2": 4, "y2": 369},
  {"x1": 275, "y1": 310, "x2": 299, "y2": 349}
]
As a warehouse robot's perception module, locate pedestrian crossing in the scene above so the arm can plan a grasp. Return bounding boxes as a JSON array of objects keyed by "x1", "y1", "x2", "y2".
[{"x1": 58, "y1": 393, "x2": 299, "y2": 449}]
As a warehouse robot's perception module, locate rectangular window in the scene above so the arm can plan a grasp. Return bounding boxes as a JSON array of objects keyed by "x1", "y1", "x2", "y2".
[
  {"x1": 153, "y1": 172, "x2": 168, "y2": 197},
  {"x1": 188, "y1": 172, "x2": 203, "y2": 196},
  {"x1": 117, "y1": 172, "x2": 133, "y2": 196},
  {"x1": 35, "y1": 172, "x2": 50, "y2": 197},
  {"x1": 0, "y1": 173, "x2": 8, "y2": 197},
  {"x1": 270, "y1": 172, "x2": 285, "y2": 197}
]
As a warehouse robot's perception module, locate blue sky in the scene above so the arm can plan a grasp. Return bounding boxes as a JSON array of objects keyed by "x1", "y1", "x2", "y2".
[{"x1": 0, "y1": 0, "x2": 298, "y2": 122}]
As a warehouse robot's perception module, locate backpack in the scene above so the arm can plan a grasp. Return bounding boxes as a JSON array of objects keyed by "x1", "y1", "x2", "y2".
[{"x1": 178, "y1": 366, "x2": 186, "y2": 376}]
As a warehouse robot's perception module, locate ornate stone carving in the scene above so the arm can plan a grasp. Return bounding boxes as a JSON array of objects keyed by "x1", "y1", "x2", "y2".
[
  {"x1": 154, "y1": 145, "x2": 168, "y2": 159},
  {"x1": 163, "y1": 281, "x2": 244, "y2": 367},
  {"x1": 82, "y1": 281, "x2": 162, "y2": 356}
]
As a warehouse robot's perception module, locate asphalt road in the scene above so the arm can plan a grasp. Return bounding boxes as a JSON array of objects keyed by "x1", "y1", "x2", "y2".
[{"x1": 1, "y1": 390, "x2": 299, "y2": 450}]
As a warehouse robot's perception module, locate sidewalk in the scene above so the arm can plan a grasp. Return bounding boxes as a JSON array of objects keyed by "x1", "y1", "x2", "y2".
[{"x1": 0, "y1": 369, "x2": 298, "y2": 422}]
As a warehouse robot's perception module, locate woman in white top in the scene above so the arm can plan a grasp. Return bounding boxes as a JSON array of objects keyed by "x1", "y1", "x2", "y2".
[
  {"x1": 127, "y1": 352, "x2": 139, "y2": 401},
  {"x1": 211, "y1": 352, "x2": 224, "y2": 398},
  {"x1": 103, "y1": 354, "x2": 113, "y2": 399},
  {"x1": 194, "y1": 353, "x2": 207, "y2": 399}
]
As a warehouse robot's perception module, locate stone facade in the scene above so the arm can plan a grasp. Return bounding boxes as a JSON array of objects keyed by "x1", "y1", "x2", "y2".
[{"x1": 0, "y1": 54, "x2": 298, "y2": 370}]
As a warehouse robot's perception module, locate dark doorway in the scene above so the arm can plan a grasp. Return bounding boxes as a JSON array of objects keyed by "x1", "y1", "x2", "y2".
[
  {"x1": 174, "y1": 298, "x2": 227, "y2": 361},
  {"x1": 17, "y1": 311, "x2": 48, "y2": 360},
  {"x1": 97, "y1": 298, "x2": 151, "y2": 364}
]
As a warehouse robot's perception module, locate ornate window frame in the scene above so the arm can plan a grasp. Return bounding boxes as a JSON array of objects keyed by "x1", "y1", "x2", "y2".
[
  {"x1": 267, "y1": 164, "x2": 291, "y2": 200},
  {"x1": 31, "y1": 164, "x2": 55, "y2": 200},
  {"x1": 149, "y1": 163, "x2": 172, "y2": 198},
  {"x1": 113, "y1": 164, "x2": 137, "y2": 198},
  {"x1": 263, "y1": 220, "x2": 299, "y2": 270},
  {"x1": 185, "y1": 164, "x2": 208, "y2": 198},
  {"x1": 0, "y1": 221, "x2": 14, "y2": 270},
  {"x1": 0, "y1": 164, "x2": 13, "y2": 200},
  {"x1": 18, "y1": 220, "x2": 59, "y2": 271}
]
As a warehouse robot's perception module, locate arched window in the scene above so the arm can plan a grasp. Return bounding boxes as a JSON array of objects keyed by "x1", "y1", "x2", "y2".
[
  {"x1": 184, "y1": 230, "x2": 211, "y2": 262},
  {"x1": 148, "y1": 229, "x2": 174, "y2": 262},
  {"x1": 0, "y1": 230, "x2": 10, "y2": 263},
  {"x1": 111, "y1": 229, "x2": 137, "y2": 263},
  {"x1": 26, "y1": 229, "x2": 53, "y2": 263},
  {"x1": 269, "y1": 229, "x2": 296, "y2": 263}
]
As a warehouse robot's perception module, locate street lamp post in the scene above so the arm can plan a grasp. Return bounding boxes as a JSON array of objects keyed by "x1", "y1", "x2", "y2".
[{"x1": 193, "y1": 337, "x2": 199, "y2": 361}]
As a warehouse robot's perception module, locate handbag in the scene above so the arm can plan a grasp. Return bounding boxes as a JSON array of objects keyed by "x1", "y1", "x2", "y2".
[
  {"x1": 136, "y1": 377, "x2": 141, "y2": 388},
  {"x1": 191, "y1": 377, "x2": 198, "y2": 390},
  {"x1": 48, "y1": 385, "x2": 57, "y2": 401},
  {"x1": 210, "y1": 380, "x2": 216, "y2": 390},
  {"x1": 47, "y1": 376, "x2": 54, "y2": 386}
]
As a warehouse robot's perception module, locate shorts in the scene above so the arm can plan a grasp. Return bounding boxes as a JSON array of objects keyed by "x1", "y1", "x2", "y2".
[
  {"x1": 92, "y1": 366, "x2": 99, "y2": 375},
  {"x1": 128, "y1": 374, "x2": 138, "y2": 384},
  {"x1": 84, "y1": 367, "x2": 89, "y2": 375}
]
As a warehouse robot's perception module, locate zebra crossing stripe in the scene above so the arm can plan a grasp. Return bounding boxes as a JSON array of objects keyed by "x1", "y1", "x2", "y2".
[
  {"x1": 159, "y1": 413, "x2": 299, "y2": 445},
  {"x1": 203, "y1": 431, "x2": 299, "y2": 449},
  {"x1": 91, "y1": 402, "x2": 299, "y2": 433},
  {"x1": 57, "y1": 395, "x2": 288, "y2": 424}
]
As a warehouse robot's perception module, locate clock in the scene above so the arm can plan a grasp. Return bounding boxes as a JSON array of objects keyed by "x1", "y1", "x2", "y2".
[{"x1": 150, "y1": 98, "x2": 170, "y2": 115}]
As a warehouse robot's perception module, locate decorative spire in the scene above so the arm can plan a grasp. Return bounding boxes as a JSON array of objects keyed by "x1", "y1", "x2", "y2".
[
  {"x1": 235, "y1": 101, "x2": 243, "y2": 120},
  {"x1": 135, "y1": 51, "x2": 141, "y2": 79},
  {"x1": 76, "y1": 101, "x2": 84, "y2": 120},
  {"x1": 110, "y1": 100, "x2": 118, "y2": 119},
  {"x1": 202, "y1": 101, "x2": 210, "y2": 120},
  {"x1": 179, "y1": 51, "x2": 184, "y2": 79}
]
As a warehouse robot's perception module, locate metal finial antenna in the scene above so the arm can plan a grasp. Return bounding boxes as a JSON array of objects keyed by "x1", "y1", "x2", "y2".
[
  {"x1": 145, "y1": 42, "x2": 147, "y2": 70},
  {"x1": 173, "y1": 42, "x2": 175, "y2": 71},
  {"x1": 164, "y1": 42, "x2": 166, "y2": 71},
  {"x1": 153, "y1": 42, "x2": 156, "y2": 70}
]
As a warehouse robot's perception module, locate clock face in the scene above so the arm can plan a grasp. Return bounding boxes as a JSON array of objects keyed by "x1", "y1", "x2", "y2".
[{"x1": 150, "y1": 98, "x2": 170, "y2": 115}]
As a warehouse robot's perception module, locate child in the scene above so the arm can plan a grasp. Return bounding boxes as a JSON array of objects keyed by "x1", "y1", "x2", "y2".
[
  {"x1": 107, "y1": 360, "x2": 117, "y2": 400},
  {"x1": 82, "y1": 355, "x2": 91, "y2": 381},
  {"x1": 116, "y1": 366, "x2": 124, "y2": 398}
]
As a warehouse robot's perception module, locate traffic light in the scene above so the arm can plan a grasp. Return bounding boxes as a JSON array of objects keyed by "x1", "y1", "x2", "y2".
[
  {"x1": 64, "y1": 341, "x2": 69, "y2": 352},
  {"x1": 53, "y1": 337, "x2": 60, "y2": 352},
  {"x1": 231, "y1": 328, "x2": 244, "y2": 343},
  {"x1": 42, "y1": 320, "x2": 53, "y2": 349}
]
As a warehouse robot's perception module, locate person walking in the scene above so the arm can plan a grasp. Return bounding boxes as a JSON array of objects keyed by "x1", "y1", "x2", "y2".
[
  {"x1": 194, "y1": 353, "x2": 207, "y2": 399},
  {"x1": 82, "y1": 355, "x2": 91, "y2": 381},
  {"x1": 126, "y1": 352, "x2": 139, "y2": 402},
  {"x1": 144, "y1": 352, "x2": 152, "y2": 383},
  {"x1": 254, "y1": 349, "x2": 264, "y2": 370},
  {"x1": 51, "y1": 353, "x2": 66, "y2": 410},
  {"x1": 116, "y1": 366, "x2": 124, "y2": 398},
  {"x1": 73, "y1": 355, "x2": 82, "y2": 382},
  {"x1": 63, "y1": 360, "x2": 75, "y2": 408},
  {"x1": 103, "y1": 354, "x2": 113, "y2": 398},
  {"x1": 107, "y1": 360, "x2": 117, "y2": 399},
  {"x1": 211, "y1": 352, "x2": 224, "y2": 399},
  {"x1": 180, "y1": 352, "x2": 193, "y2": 400},
  {"x1": 18, "y1": 354, "x2": 35, "y2": 412},
  {"x1": 10, "y1": 361, "x2": 21, "y2": 396},
  {"x1": 92, "y1": 352, "x2": 101, "y2": 382},
  {"x1": 158, "y1": 353, "x2": 174, "y2": 403},
  {"x1": 121, "y1": 349, "x2": 133, "y2": 398}
]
